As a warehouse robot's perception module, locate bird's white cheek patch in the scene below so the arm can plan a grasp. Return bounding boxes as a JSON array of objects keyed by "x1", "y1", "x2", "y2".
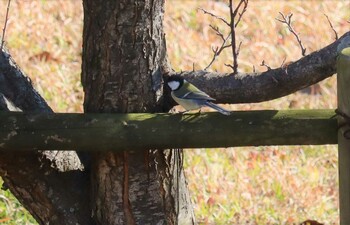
[{"x1": 168, "y1": 81, "x2": 180, "y2": 90}]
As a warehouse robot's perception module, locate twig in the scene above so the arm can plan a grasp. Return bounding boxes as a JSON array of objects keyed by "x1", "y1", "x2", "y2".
[
  {"x1": 225, "y1": 0, "x2": 234, "y2": 74},
  {"x1": 1, "y1": 0, "x2": 11, "y2": 50},
  {"x1": 229, "y1": 0, "x2": 237, "y2": 74},
  {"x1": 198, "y1": 8, "x2": 230, "y2": 27},
  {"x1": 229, "y1": 0, "x2": 248, "y2": 74},
  {"x1": 324, "y1": 13, "x2": 338, "y2": 40},
  {"x1": 226, "y1": 41, "x2": 242, "y2": 70},
  {"x1": 262, "y1": 63, "x2": 279, "y2": 82},
  {"x1": 202, "y1": 0, "x2": 248, "y2": 72},
  {"x1": 232, "y1": 0, "x2": 246, "y2": 18},
  {"x1": 209, "y1": 25, "x2": 225, "y2": 41},
  {"x1": 233, "y1": 0, "x2": 248, "y2": 28},
  {"x1": 236, "y1": 41, "x2": 242, "y2": 57},
  {"x1": 224, "y1": 63, "x2": 234, "y2": 70},
  {"x1": 205, "y1": 31, "x2": 232, "y2": 70},
  {"x1": 199, "y1": 7, "x2": 231, "y2": 70},
  {"x1": 276, "y1": 12, "x2": 306, "y2": 56},
  {"x1": 260, "y1": 60, "x2": 272, "y2": 71}
]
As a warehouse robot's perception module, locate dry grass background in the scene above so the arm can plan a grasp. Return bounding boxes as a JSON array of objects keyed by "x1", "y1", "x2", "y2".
[{"x1": 0, "y1": 0, "x2": 349, "y2": 224}]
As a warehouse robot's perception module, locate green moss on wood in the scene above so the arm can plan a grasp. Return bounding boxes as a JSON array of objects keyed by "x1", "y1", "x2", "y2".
[{"x1": 0, "y1": 109, "x2": 337, "y2": 151}]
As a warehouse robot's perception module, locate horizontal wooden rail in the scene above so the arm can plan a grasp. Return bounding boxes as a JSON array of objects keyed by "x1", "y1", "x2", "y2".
[{"x1": 0, "y1": 109, "x2": 337, "y2": 151}]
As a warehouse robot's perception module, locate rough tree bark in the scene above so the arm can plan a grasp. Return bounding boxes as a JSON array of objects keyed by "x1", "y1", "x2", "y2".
[
  {"x1": 81, "y1": 0, "x2": 194, "y2": 224},
  {"x1": 168, "y1": 32, "x2": 350, "y2": 106},
  {"x1": 0, "y1": 48, "x2": 93, "y2": 224}
]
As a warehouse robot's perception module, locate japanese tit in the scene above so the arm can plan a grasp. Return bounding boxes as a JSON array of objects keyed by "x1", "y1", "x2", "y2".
[{"x1": 167, "y1": 75, "x2": 231, "y2": 115}]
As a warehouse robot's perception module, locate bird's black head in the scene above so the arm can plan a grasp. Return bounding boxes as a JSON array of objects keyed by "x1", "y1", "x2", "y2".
[{"x1": 167, "y1": 75, "x2": 184, "y2": 91}]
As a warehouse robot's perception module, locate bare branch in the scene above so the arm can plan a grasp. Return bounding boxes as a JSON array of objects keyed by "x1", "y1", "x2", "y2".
[
  {"x1": 223, "y1": 43, "x2": 232, "y2": 49},
  {"x1": 205, "y1": 32, "x2": 232, "y2": 70},
  {"x1": 227, "y1": 0, "x2": 249, "y2": 74},
  {"x1": 236, "y1": 41, "x2": 242, "y2": 56},
  {"x1": 229, "y1": 0, "x2": 236, "y2": 73},
  {"x1": 234, "y1": 0, "x2": 249, "y2": 27},
  {"x1": 260, "y1": 60, "x2": 272, "y2": 71},
  {"x1": 202, "y1": 0, "x2": 248, "y2": 72},
  {"x1": 276, "y1": 12, "x2": 307, "y2": 56},
  {"x1": 198, "y1": 8, "x2": 230, "y2": 27},
  {"x1": 324, "y1": 13, "x2": 338, "y2": 40},
  {"x1": 1, "y1": 0, "x2": 11, "y2": 50},
  {"x1": 232, "y1": 0, "x2": 246, "y2": 18},
  {"x1": 224, "y1": 63, "x2": 234, "y2": 70},
  {"x1": 209, "y1": 25, "x2": 225, "y2": 41}
]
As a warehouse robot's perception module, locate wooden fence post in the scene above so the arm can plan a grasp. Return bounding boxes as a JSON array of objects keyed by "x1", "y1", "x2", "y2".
[{"x1": 337, "y1": 42, "x2": 350, "y2": 225}]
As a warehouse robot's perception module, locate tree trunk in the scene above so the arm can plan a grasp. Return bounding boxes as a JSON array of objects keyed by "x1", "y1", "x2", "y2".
[
  {"x1": 0, "y1": 48, "x2": 93, "y2": 224},
  {"x1": 81, "y1": 0, "x2": 194, "y2": 224}
]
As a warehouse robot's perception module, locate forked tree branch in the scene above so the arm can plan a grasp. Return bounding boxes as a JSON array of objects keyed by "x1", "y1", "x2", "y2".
[
  {"x1": 234, "y1": 0, "x2": 248, "y2": 27},
  {"x1": 205, "y1": 26, "x2": 232, "y2": 70},
  {"x1": 228, "y1": 0, "x2": 248, "y2": 73},
  {"x1": 200, "y1": 0, "x2": 248, "y2": 72},
  {"x1": 260, "y1": 60, "x2": 272, "y2": 71},
  {"x1": 276, "y1": 12, "x2": 307, "y2": 56},
  {"x1": 198, "y1": 8, "x2": 232, "y2": 70}
]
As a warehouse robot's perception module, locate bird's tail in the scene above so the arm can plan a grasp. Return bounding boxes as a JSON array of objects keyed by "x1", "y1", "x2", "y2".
[{"x1": 204, "y1": 102, "x2": 231, "y2": 115}]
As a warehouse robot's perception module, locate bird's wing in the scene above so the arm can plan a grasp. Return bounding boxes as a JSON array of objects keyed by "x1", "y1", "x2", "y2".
[{"x1": 180, "y1": 90, "x2": 215, "y2": 101}]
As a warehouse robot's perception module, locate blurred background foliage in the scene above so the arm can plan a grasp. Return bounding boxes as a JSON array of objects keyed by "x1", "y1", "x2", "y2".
[{"x1": 0, "y1": 0, "x2": 349, "y2": 224}]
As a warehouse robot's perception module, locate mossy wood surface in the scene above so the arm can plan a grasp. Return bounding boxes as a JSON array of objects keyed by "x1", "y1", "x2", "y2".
[
  {"x1": 0, "y1": 109, "x2": 337, "y2": 151},
  {"x1": 337, "y1": 47, "x2": 350, "y2": 225}
]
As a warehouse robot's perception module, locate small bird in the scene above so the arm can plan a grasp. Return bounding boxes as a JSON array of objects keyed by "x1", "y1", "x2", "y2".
[{"x1": 167, "y1": 75, "x2": 231, "y2": 115}]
